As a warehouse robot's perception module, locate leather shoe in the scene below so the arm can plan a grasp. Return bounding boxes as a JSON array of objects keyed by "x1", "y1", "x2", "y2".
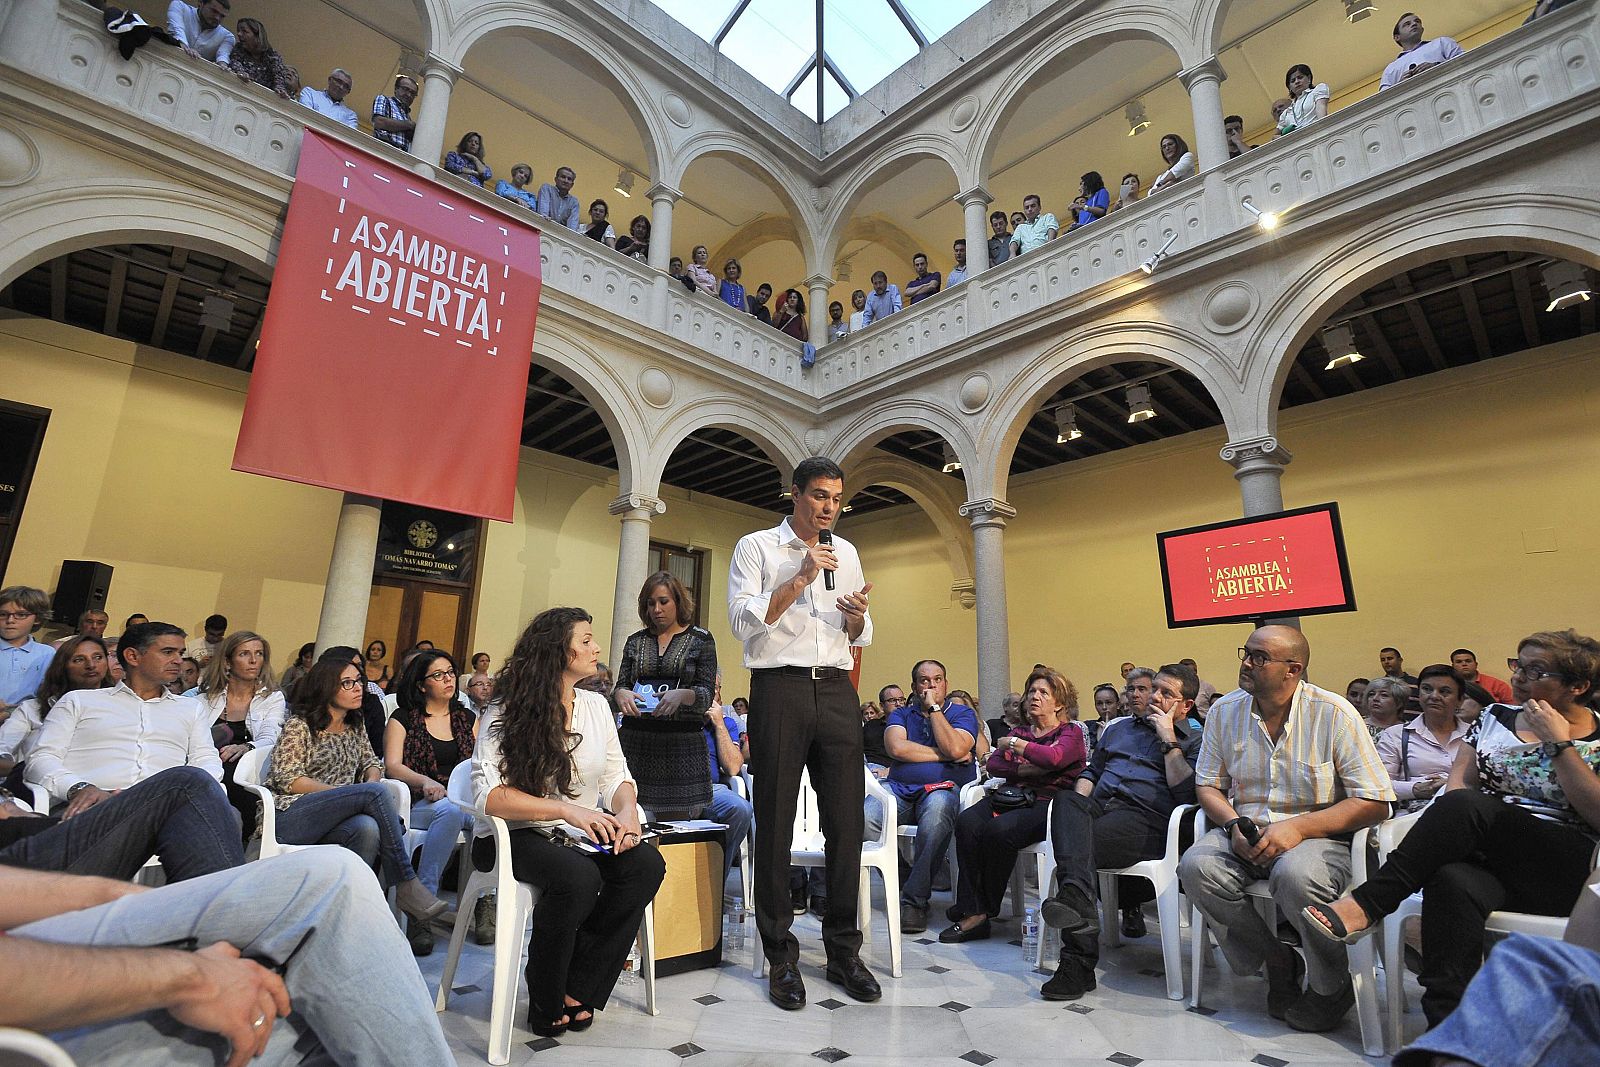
[
  {"x1": 825, "y1": 956, "x2": 882, "y2": 1002},
  {"x1": 901, "y1": 904, "x2": 929, "y2": 934},
  {"x1": 1040, "y1": 884, "x2": 1097, "y2": 934},
  {"x1": 768, "y1": 961, "x2": 806, "y2": 1011},
  {"x1": 1040, "y1": 958, "x2": 1097, "y2": 1001},
  {"x1": 1286, "y1": 980, "x2": 1355, "y2": 1033},
  {"x1": 1266, "y1": 950, "x2": 1306, "y2": 1021},
  {"x1": 938, "y1": 917, "x2": 991, "y2": 944},
  {"x1": 1120, "y1": 905, "x2": 1147, "y2": 939},
  {"x1": 809, "y1": 895, "x2": 829, "y2": 918}
]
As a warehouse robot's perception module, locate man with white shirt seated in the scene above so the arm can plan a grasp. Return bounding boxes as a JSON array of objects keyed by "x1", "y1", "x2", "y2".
[{"x1": 27, "y1": 622, "x2": 223, "y2": 818}]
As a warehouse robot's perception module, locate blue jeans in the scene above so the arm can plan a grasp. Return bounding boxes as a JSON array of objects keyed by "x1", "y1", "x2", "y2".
[
  {"x1": 0, "y1": 766, "x2": 242, "y2": 882},
  {"x1": 865, "y1": 785, "x2": 959, "y2": 908},
  {"x1": 274, "y1": 782, "x2": 417, "y2": 887},
  {"x1": 1395, "y1": 933, "x2": 1600, "y2": 1067},
  {"x1": 407, "y1": 796, "x2": 469, "y2": 894},
  {"x1": 20, "y1": 849, "x2": 452, "y2": 1065},
  {"x1": 703, "y1": 782, "x2": 752, "y2": 874}
]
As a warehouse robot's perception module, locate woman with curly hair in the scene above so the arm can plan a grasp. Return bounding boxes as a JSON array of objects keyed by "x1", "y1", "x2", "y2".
[{"x1": 472, "y1": 607, "x2": 665, "y2": 1037}]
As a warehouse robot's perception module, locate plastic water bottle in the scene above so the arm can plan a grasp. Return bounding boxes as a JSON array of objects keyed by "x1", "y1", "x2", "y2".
[
  {"x1": 726, "y1": 909, "x2": 746, "y2": 954},
  {"x1": 620, "y1": 942, "x2": 640, "y2": 985},
  {"x1": 1022, "y1": 906, "x2": 1040, "y2": 967}
]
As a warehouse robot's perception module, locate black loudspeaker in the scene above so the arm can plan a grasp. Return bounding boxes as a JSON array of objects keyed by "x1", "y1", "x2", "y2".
[{"x1": 52, "y1": 560, "x2": 113, "y2": 625}]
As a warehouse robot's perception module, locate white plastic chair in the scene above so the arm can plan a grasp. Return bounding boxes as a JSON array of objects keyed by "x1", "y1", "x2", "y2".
[
  {"x1": 1096, "y1": 803, "x2": 1194, "y2": 1001},
  {"x1": 434, "y1": 761, "x2": 658, "y2": 1066},
  {"x1": 752, "y1": 766, "x2": 902, "y2": 978},
  {"x1": 234, "y1": 747, "x2": 405, "y2": 859},
  {"x1": 0, "y1": 1027, "x2": 78, "y2": 1066},
  {"x1": 957, "y1": 779, "x2": 1053, "y2": 929},
  {"x1": 728, "y1": 772, "x2": 755, "y2": 918}
]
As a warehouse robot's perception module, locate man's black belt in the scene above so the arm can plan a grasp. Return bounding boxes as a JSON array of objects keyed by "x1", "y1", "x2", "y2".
[{"x1": 752, "y1": 665, "x2": 849, "y2": 680}]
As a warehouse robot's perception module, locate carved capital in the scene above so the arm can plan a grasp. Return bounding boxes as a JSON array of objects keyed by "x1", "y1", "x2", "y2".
[
  {"x1": 955, "y1": 185, "x2": 993, "y2": 209},
  {"x1": 1178, "y1": 56, "x2": 1228, "y2": 91},
  {"x1": 959, "y1": 498, "x2": 1017, "y2": 528},
  {"x1": 421, "y1": 54, "x2": 464, "y2": 83},
  {"x1": 608, "y1": 494, "x2": 666, "y2": 518},
  {"x1": 645, "y1": 182, "x2": 682, "y2": 205},
  {"x1": 1219, "y1": 436, "x2": 1293, "y2": 471},
  {"x1": 803, "y1": 273, "x2": 835, "y2": 291}
]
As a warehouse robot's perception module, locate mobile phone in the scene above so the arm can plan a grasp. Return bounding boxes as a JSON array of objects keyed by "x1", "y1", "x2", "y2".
[{"x1": 1234, "y1": 816, "x2": 1262, "y2": 846}]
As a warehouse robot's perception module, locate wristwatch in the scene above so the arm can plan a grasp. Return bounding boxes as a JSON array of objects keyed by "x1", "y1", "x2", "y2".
[
  {"x1": 66, "y1": 781, "x2": 93, "y2": 798},
  {"x1": 1160, "y1": 741, "x2": 1183, "y2": 754},
  {"x1": 1544, "y1": 739, "x2": 1576, "y2": 758}
]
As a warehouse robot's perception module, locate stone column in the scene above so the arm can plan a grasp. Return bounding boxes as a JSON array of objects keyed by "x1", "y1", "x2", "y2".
[
  {"x1": 409, "y1": 54, "x2": 462, "y2": 173},
  {"x1": 646, "y1": 184, "x2": 681, "y2": 272},
  {"x1": 959, "y1": 497, "x2": 1017, "y2": 719},
  {"x1": 314, "y1": 494, "x2": 382, "y2": 653},
  {"x1": 805, "y1": 274, "x2": 833, "y2": 345},
  {"x1": 1221, "y1": 436, "x2": 1297, "y2": 627},
  {"x1": 956, "y1": 185, "x2": 994, "y2": 275},
  {"x1": 1180, "y1": 57, "x2": 1230, "y2": 174},
  {"x1": 607, "y1": 493, "x2": 666, "y2": 668}
]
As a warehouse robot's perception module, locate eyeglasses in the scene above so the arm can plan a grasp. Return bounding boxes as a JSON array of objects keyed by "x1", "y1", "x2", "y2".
[
  {"x1": 337, "y1": 678, "x2": 364, "y2": 691},
  {"x1": 1506, "y1": 659, "x2": 1565, "y2": 682},
  {"x1": 0, "y1": 611, "x2": 36, "y2": 621},
  {"x1": 424, "y1": 669, "x2": 457, "y2": 682},
  {"x1": 1238, "y1": 647, "x2": 1293, "y2": 668}
]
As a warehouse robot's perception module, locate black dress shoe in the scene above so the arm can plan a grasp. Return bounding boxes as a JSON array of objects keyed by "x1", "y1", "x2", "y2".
[
  {"x1": 1120, "y1": 905, "x2": 1147, "y2": 939},
  {"x1": 1286, "y1": 980, "x2": 1355, "y2": 1033},
  {"x1": 1266, "y1": 950, "x2": 1307, "y2": 1021},
  {"x1": 946, "y1": 903, "x2": 967, "y2": 923},
  {"x1": 938, "y1": 918, "x2": 991, "y2": 944},
  {"x1": 825, "y1": 956, "x2": 882, "y2": 1002},
  {"x1": 1040, "y1": 884, "x2": 1097, "y2": 934},
  {"x1": 901, "y1": 904, "x2": 929, "y2": 934},
  {"x1": 809, "y1": 895, "x2": 829, "y2": 918},
  {"x1": 1040, "y1": 958, "x2": 1097, "y2": 1001},
  {"x1": 768, "y1": 961, "x2": 807, "y2": 1011}
]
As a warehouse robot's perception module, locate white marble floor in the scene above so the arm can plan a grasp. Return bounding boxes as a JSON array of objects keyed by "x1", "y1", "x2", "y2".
[{"x1": 423, "y1": 884, "x2": 1398, "y2": 1067}]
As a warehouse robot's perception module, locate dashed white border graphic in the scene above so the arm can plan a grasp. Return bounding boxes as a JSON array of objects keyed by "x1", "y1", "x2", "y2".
[{"x1": 1204, "y1": 535, "x2": 1295, "y2": 604}]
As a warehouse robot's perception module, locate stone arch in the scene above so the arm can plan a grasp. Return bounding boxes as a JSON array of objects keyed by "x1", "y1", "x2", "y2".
[
  {"x1": 843, "y1": 454, "x2": 975, "y2": 596},
  {"x1": 440, "y1": 5, "x2": 670, "y2": 180},
  {"x1": 640, "y1": 397, "x2": 812, "y2": 499},
  {"x1": 668, "y1": 132, "x2": 825, "y2": 268},
  {"x1": 825, "y1": 400, "x2": 980, "y2": 495},
  {"x1": 977, "y1": 322, "x2": 1246, "y2": 502},
  {"x1": 527, "y1": 322, "x2": 649, "y2": 496},
  {"x1": 1191, "y1": 0, "x2": 1234, "y2": 59},
  {"x1": 968, "y1": 8, "x2": 1201, "y2": 181},
  {"x1": 815, "y1": 136, "x2": 967, "y2": 277},
  {"x1": 1241, "y1": 188, "x2": 1600, "y2": 437},
  {"x1": 0, "y1": 180, "x2": 277, "y2": 291}
]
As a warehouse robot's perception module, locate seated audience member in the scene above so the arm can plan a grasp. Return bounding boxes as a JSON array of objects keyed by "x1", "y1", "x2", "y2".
[
  {"x1": 1456, "y1": 680, "x2": 1493, "y2": 724},
  {"x1": 1277, "y1": 63, "x2": 1330, "y2": 135},
  {"x1": 860, "y1": 272, "x2": 902, "y2": 325},
  {"x1": 443, "y1": 131, "x2": 491, "y2": 187},
  {"x1": 1178, "y1": 626, "x2": 1392, "y2": 1033},
  {"x1": 1345, "y1": 677, "x2": 1370, "y2": 705},
  {"x1": 469, "y1": 652, "x2": 491, "y2": 675},
  {"x1": 987, "y1": 211, "x2": 1012, "y2": 266},
  {"x1": 862, "y1": 697, "x2": 890, "y2": 775},
  {"x1": 494, "y1": 164, "x2": 539, "y2": 211},
  {"x1": 265, "y1": 658, "x2": 448, "y2": 925},
  {"x1": 166, "y1": 0, "x2": 233, "y2": 65},
  {"x1": 53, "y1": 608, "x2": 109, "y2": 648},
  {"x1": 1378, "y1": 663, "x2": 1471, "y2": 812},
  {"x1": 371, "y1": 74, "x2": 418, "y2": 152},
  {"x1": 947, "y1": 688, "x2": 986, "y2": 760},
  {"x1": 0, "y1": 585, "x2": 54, "y2": 708},
  {"x1": 1084, "y1": 682, "x2": 1122, "y2": 750},
  {"x1": 361, "y1": 639, "x2": 391, "y2": 692},
  {"x1": 1304, "y1": 628, "x2": 1600, "y2": 1031},
  {"x1": 1071, "y1": 171, "x2": 1109, "y2": 229},
  {"x1": 1146, "y1": 134, "x2": 1196, "y2": 196},
  {"x1": 0, "y1": 635, "x2": 113, "y2": 779},
  {"x1": 944, "y1": 667, "x2": 1086, "y2": 943},
  {"x1": 298, "y1": 69, "x2": 358, "y2": 129},
  {"x1": 225, "y1": 17, "x2": 292, "y2": 97},
  {"x1": 1193, "y1": 681, "x2": 1219, "y2": 723},
  {"x1": 718, "y1": 259, "x2": 747, "y2": 313},
  {"x1": 946, "y1": 239, "x2": 970, "y2": 286},
  {"x1": 731, "y1": 696, "x2": 750, "y2": 734},
  {"x1": 279, "y1": 641, "x2": 315, "y2": 697},
  {"x1": 1381, "y1": 645, "x2": 1421, "y2": 708},
  {"x1": 385, "y1": 650, "x2": 476, "y2": 954},
  {"x1": 177, "y1": 657, "x2": 201, "y2": 695},
  {"x1": 584, "y1": 199, "x2": 616, "y2": 247},
  {"x1": 1361, "y1": 676, "x2": 1410, "y2": 741},
  {"x1": 847, "y1": 288, "x2": 868, "y2": 331},
  {"x1": 669, "y1": 256, "x2": 692, "y2": 292},
  {"x1": 463, "y1": 671, "x2": 495, "y2": 715},
  {"x1": 0, "y1": 849, "x2": 453, "y2": 1065},
  {"x1": 187, "y1": 614, "x2": 227, "y2": 667},
  {"x1": 1225, "y1": 114, "x2": 1253, "y2": 158},
  {"x1": 702, "y1": 672, "x2": 752, "y2": 875},
  {"x1": 616, "y1": 215, "x2": 651, "y2": 261},
  {"x1": 904, "y1": 253, "x2": 942, "y2": 305},
  {"x1": 535, "y1": 166, "x2": 584, "y2": 231},
  {"x1": 1380, "y1": 12, "x2": 1464, "y2": 90},
  {"x1": 1040, "y1": 662, "x2": 1202, "y2": 999},
  {"x1": 193, "y1": 631, "x2": 285, "y2": 840},
  {"x1": 1120, "y1": 662, "x2": 1137, "y2": 680},
  {"x1": 1009, "y1": 194, "x2": 1058, "y2": 256},
  {"x1": 988, "y1": 691, "x2": 1023, "y2": 748},
  {"x1": 827, "y1": 300, "x2": 848, "y2": 341},
  {"x1": 473, "y1": 607, "x2": 665, "y2": 1037},
  {"x1": 1450, "y1": 647, "x2": 1514, "y2": 705},
  {"x1": 773, "y1": 288, "x2": 809, "y2": 341},
  {"x1": 320, "y1": 645, "x2": 389, "y2": 755},
  {"x1": 28, "y1": 623, "x2": 223, "y2": 814},
  {"x1": 686, "y1": 246, "x2": 719, "y2": 297},
  {"x1": 747, "y1": 283, "x2": 774, "y2": 324},
  {"x1": 869, "y1": 661, "x2": 978, "y2": 934}
]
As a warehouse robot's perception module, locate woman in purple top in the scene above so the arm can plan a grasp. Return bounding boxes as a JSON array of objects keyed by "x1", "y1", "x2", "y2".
[{"x1": 942, "y1": 667, "x2": 1086, "y2": 943}]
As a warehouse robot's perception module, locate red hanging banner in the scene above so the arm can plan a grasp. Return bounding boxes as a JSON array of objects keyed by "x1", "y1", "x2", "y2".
[{"x1": 233, "y1": 129, "x2": 540, "y2": 521}]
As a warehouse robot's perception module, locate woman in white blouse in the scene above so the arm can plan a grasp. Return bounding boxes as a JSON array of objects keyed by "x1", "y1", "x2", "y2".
[
  {"x1": 1145, "y1": 134, "x2": 1196, "y2": 196},
  {"x1": 472, "y1": 607, "x2": 665, "y2": 1038},
  {"x1": 193, "y1": 630, "x2": 287, "y2": 842},
  {"x1": 0, "y1": 635, "x2": 112, "y2": 778},
  {"x1": 1376, "y1": 664, "x2": 1472, "y2": 811},
  {"x1": 1278, "y1": 63, "x2": 1331, "y2": 135}
]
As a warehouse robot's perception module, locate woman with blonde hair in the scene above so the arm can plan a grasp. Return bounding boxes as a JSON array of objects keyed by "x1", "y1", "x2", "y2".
[{"x1": 195, "y1": 630, "x2": 286, "y2": 839}]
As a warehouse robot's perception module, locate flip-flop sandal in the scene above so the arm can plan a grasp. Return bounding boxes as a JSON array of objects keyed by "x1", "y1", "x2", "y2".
[{"x1": 1301, "y1": 902, "x2": 1374, "y2": 945}]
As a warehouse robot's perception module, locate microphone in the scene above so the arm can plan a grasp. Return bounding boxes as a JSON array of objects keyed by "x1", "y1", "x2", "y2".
[{"x1": 818, "y1": 528, "x2": 835, "y2": 591}]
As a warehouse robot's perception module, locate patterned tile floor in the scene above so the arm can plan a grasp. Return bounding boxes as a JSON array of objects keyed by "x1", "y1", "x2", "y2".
[{"x1": 425, "y1": 887, "x2": 1396, "y2": 1067}]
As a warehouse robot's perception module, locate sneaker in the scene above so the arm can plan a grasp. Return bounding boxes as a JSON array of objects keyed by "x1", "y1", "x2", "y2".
[
  {"x1": 407, "y1": 915, "x2": 436, "y2": 956},
  {"x1": 472, "y1": 893, "x2": 497, "y2": 945},
  {"x1": 792, "y1": 885, "x2": 808, "y2": 916}
]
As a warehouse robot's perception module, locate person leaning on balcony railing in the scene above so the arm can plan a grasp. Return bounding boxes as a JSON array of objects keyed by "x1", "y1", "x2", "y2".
[
  {"x1": 1146, "y1": 134, "x2": 1196, "y2": 196},
  {"x1": 1069, "y1": 171, "x2": 1110, "y2": 230},
  {"x1": 774, "y1": 289, "x2": 809, "y2": 342},
  {"x1": 1277, "y1": 63, "x2": 1330, "y2": 135},
  {"x1": 1109, "y1": 172, "x2": 1141, "y2": 212},
  {"x1": 847, "y1": 288, "x2": 868, "y2": 332},
  {"x1": 717, "y1": 258, "x2": 746, "y2": 312},
  {"x1": 371, "y1": 74, "x2": 418, "y2": 153},
  {"x1": 166, "y1": 0, "x2": 234, "y2": 66},
  {"x1": 987, "y1": 210, "x2": 1012, "y2": 266},
  {"x1": 686, "y1": 246, "x2": 719, "y2": 297},
  {"x1": 860, "y1": 271, "x2": 902, "y2": 325},
  {"x1": 495, "y1": 164, "x2": 539, "y2": 211},
  {"x1": 1225, "y1": 115, "x2": 1254, "y2": 158},
  {"x1": 584, "y1": 200, "x2": 617, "y2": 248},
  {"x1": 298, "y1": 68, "x2": 358, "y2": 130},
  {"x1": 616, "y1": 214, "x2": 651, "y2": 261},
  {"x1": 946, "y1": 239, "x2": 970, "y2": 286},
  {"x1": 1380, "y1": 12, "x2": 1465, "y2": 90},
  {"x1": 1009, "y1": 194, "x2": 1058, "y2": 256},
  {"x1": 443, "y1": 131, "x2": 491, "y2": 187},
  {"x1": 827, "y1": 301, "x2": 848, "y2": 342},
  {"x1": 225, "y1": 18, "x2": 292, "y2": 99}
]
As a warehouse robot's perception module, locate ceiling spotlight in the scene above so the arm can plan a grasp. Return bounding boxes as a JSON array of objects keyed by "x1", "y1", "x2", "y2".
[
  {"x1": 1139, "y1": 231, "x2": 1180, "y2": 275},
  {"x1": 940, "y1": 443, "x2": 963, "y2": 473},
  {"x1": 198, "y1": 291, "x2": 235, "y2": 331},
  {"x1": 1125, "y1": 100, "x2": 1152, "y2": 137},
  {"x1": 1241, "y1": 197, "x2": 1280, "y2": 231},
  {"x1": 1542, "y1": 260, "x2": 1593, "y2": 312},
  {"x1": 1055, "y1": 405, "x2": 1082, "y2": 443},
  {"x1": 841, "y1": 503, "x2": 854, "y2": 513},
  {"x1": 1125, "y1": 383, "x2": 1156, "y2": 424},
  {"x1": 1343, "y1": 0, "x2": 1377, "y2": 23},
  {"x1": 1321, "y1": 322, "x2": 1364, "y2": 370},
  {"x1": 613, "y1": 168, "x2": 634, "y2": 198}
]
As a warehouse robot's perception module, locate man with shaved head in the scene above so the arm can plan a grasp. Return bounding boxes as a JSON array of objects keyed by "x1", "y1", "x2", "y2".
[{"x1": 1177, "y1": 625, "x2": 1393, "y2": 1035}]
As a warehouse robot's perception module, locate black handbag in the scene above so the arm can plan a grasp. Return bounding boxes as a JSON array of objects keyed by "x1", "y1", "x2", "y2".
[
  {"x1": 989, "y1": 783, "x2": 1036, "y2": 815},
  {"x1": 617, "y1": 715, "x2": 713, "y2": 814}
]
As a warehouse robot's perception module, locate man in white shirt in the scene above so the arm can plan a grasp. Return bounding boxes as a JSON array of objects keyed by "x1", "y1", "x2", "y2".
[
  {"x1": 1380, "y1": 12, "x2": 1466, "y2": 89},
  {"x1": 1009, "y1": 194, "x2": 1058, "y2": 257},
  {"x1": 298, "y1": 69, "x2": 359, "y2": 129},
  {"x1": 27, "y1": 622, "x2": 223, "y2": 816},
  {"x1": 166, "y1": 0, "x2": 234, "y2": 66},
  {"x1": 728, "y1": 456, "x2": 878, "y2": 1011},
  {"x1": 945, "y1": 239, "x2": 970, "y2": 286}
]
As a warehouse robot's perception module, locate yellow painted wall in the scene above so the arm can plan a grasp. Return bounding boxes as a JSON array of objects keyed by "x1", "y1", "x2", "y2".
[{"x1": 848, "y1": 336, "x2": 1600, "y2": 713}]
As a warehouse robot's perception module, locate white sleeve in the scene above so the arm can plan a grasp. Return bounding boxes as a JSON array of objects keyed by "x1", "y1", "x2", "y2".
[
  {"x1": 593, "y1": 704, "x2": 636, "y2": 811},
  {"x1": 25, "y1": 694, "x2": 86, "y2": 802},
  {"x1": 165, "y1": 1, "x2": 193, "y2": 46},
  {"x1": 0, "y1": 701, "x2": 39, "y2": 759},
  {"x1": 472, "y1": 709, "x2": 505, "y2": 812},
  {"x1": 248, "y1": 691, "x2": 288, "y2": 751},
  {"x1": 185, "y1": 700, "x2": 224, "y2": 781},
  {"x1": 727, "y1": 535, "x2": 774, "y2": 643}
]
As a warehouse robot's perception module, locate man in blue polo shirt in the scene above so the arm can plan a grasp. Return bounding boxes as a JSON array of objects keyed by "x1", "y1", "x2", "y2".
[
  {"x1": 703, "y1": 673, "x2": 752, "y2": 876},
  {"x1": 865, "y1": 659, "x2": 978, "y2": 933}
]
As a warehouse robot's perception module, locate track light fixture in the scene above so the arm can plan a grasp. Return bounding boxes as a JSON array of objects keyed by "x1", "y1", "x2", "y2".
[
  {"x1": 1125, "y1": 100, "x2": 1152, "y2": 137},
  {"x1": 613, "y1": 168, "x2": 634, "y2": 198},
  {"x1": 1139, "y1": 231, "x2": 1180, "y2": 275},
  {"x1": 940, "y1": 443, "x2": 962, "y2": 473},
  {"x1": 1321, "y1": 322, "x2": 1364, "y2": 370},
  {"x1": 1343, "y1": 0, "x2": 1377, "y2": 23},
  {"x1": 1542, "y1": 260, "x2": 1593, "y2": 312},
  {"x1": 1241, "y1": 197, "x2": 1280, "y2": 231},
  {"x1": 1055, "y1": 405, "x2": 1082, "y2": 443},
  {"x1": 1125, "y1": 384, "x2": 1156, "y2": 424}
]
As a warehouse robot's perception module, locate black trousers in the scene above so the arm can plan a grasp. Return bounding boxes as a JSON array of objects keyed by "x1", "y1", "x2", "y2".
[
  {"x1": 748, "y1": 668, "x2": 864, "y2": 965},
  {"x1": 474, "y1": 832, "x2": 665, "y2": 1022},
  {"x1": 953, "y1": 795, "x2": 1050, "y2": 918},
  {"x1": 1048, "y1": 792, "x2": 1171, "y2": 966},
  {"x1": 1351, "y1": 788, "x2": 1595, "y2": 1026}
]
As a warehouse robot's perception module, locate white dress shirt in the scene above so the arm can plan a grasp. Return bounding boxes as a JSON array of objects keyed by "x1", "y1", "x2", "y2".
[
  {"x1": 727, "y1": 517, "x2": 872, "y2": 670},
  {"x1": 470, "y1": 689, "x2": 634, "y2": 839},
  {"x1": 165, "y1": 0, "x2": 234, "y2": 63},
  {"x1": 193, "y1": 686, "x2": 287, "y2": 751},
  {"x1": 298, "y1": 87, "x2": 359, "y2": 129},
  {"x1": 0, "y1": 697, "x2": 45, "y2": 762},
  {"x1": 25, "y1": 682, "x2": 223, "y2": 803}
]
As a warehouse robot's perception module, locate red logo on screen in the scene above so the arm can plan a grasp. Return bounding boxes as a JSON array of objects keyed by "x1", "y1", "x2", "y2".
[{"x1": 1206, "y1": 536, "x2": 1294, "y2": 603}]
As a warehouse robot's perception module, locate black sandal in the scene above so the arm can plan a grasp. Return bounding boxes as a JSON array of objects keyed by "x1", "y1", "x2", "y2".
[
  {"x1": 1301, "y1": 902, "x2": 1375, "y2": 945},
  {"x1": 566, "y1": 1003, "x2": 595, "y2": 1032},
  {"x1": 528, "y1": 1013, "x2": 570, "y2": 1038}
]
